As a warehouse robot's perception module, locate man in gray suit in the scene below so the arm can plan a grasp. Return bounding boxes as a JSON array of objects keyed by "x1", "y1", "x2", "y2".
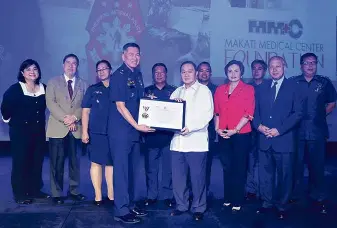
[{"x1": 46, "y1": 54, "x2": 88, "y2": 204}]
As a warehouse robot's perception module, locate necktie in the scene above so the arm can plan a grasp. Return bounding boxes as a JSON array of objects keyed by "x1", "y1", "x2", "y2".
[
  {"x1": 271, "y1": 81, "x2": 278, "y2": 101},
  {"x1": 68, "y1": 80, "x2": 73, "y2": 99}
]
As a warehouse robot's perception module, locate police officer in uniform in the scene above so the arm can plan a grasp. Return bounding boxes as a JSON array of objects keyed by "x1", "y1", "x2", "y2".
[
  {"x1": 197, "y1": 62, "x2": 217, "y2": 199},
  {"x1": 82, "y1": 60, "x2": 114, "y2": 205},
  {"x1": 144, "y1": 63, "x2": 176, "y2": 207},
  {"x1": 109, "y1": 43, "x2": 155, "y2": 224},
  {"x1": 291, "y1": 53, "x2": 337, "y2": 214},
  {"x1": 246, "y1": 59, "x2": 267, "y2": 200}
]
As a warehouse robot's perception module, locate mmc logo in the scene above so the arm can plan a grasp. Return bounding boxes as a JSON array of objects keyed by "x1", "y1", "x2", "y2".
[{"x1": 248, "y1": 19, "x2": 303, "y2": 39}]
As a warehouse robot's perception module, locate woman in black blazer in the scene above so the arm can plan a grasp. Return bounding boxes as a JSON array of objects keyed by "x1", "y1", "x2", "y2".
[{"x1": 1, "y1": 59, "x2": 50, "y2": 204}]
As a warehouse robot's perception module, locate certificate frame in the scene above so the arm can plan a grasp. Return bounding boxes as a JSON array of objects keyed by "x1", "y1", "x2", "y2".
[{"x1": 138, "y1": 98, "x2": 186, "y2": 132}]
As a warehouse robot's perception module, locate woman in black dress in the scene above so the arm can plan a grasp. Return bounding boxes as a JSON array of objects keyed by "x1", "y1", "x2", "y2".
[
  {"x1": 82, "y1": 60, "x2": 114, "y2": 205},
  {"x1": 1, "y1": 59, "x2": 50, "y2": 204}
]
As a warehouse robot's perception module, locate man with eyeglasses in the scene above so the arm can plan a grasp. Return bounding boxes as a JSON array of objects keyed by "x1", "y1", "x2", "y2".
[{"x1": 291, "y1": 52, "x2": 337, "y2": 214}]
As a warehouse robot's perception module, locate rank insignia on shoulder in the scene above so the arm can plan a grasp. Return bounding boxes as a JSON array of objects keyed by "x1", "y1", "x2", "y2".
[{"x1": 320, "y1": 75, "x2": 331, "y2": 81}]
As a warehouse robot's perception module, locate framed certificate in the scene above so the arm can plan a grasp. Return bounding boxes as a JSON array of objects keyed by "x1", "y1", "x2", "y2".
[{"x1": 138, "y1": 98, "x2": 186, "y2": 131}]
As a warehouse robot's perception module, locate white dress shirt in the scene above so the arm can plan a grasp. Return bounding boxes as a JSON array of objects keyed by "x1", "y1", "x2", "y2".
[
  {"x1": 64, "y1": 74, "x2": 76, "y2": 91},
  {"x1": 271, "y1": 75, "x2": 285, "y2": 100},
  {"x1": 170, "y1": 81, "x2": 214, "y2": 152}
]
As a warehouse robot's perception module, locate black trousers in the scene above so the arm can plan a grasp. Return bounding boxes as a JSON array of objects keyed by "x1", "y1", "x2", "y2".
[
  {"x1": 293, "y1": 138, "x2": 326, "y2": 201},
  {"x1": 206, "y1": 141, "x2": 219, "y2": 196},
  {"x1": 246, "y1": 131, "x2": 259, "y2": 195},
  {"x1": 146, "y1": 145, "x2": 172, "y2": 200},
  {"x1": 171, "y1": 151, "x2": 207, "y2": 213},
  {"x1": 111, "y1": 140, "x2": 143, "y2": 216},
  {"x1": 10, "y1": 126, "x2": 45, "y2": 199},
  {"x1": 49, "y1": 132, "x2": 80, "y2": 197},
  {"x1": 218, "y1": 133, "x2": 251, "y2": 206},
  {"x1": 259, "y1": 147, "x2": 294, "y2": 211}
]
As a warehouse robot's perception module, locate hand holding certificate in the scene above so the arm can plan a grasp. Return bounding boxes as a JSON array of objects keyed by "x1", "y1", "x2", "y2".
[{"x1": 138, "y1": 98, "x2": 186, "y2": 131}]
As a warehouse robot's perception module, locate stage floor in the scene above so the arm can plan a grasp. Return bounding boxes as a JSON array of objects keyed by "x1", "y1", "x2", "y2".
[{"x1": 0, "y1": 154, "x2": 336, "y2": 228}]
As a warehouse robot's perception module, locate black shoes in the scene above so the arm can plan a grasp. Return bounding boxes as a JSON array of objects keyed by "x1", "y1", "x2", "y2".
[
  {"x1": 52, "y1": 193, "x2": 85, "y2": 204},
  {"x1": 246, "y1": 192, "x2": 257, "y2": 201},
  {"x1": 256, "y1": 207, "x2": 273, "y2": 215},
  {"x1": 93, "y1": 200, "x2": 104, "y2": 206},
  {"x1": 256, "y1": 207, "x2": 287, "y2": 219},
  {"x1": 52, "y1": 197, "x2": 64, "y2": 204},
  {"x1": 312, "y1": 201, "x2": 328, "y2": 214},
  {"x1": 30, "y1": 191, "x2": 51, "y2": 199},
  {"x1": 15, "y1": 191, "x2": 50, "y2": 204},
  {"x1": 15, "y1": 198, "x2": 33, "y2": 205},
  {"x1": 170, "y1": 209, "x2": 185, "y2": 216},
  {"x1": 114, "y1": 208, "x2": 148, "y2": 224},
  {"x1": 170, "y1": 210, "x2": 203, "y2": 221},
  {"x1": 93, "y1": 197, "x2": 114, "y2": 206},
  {"x1": 130, "y1": 208, "x2": 148, "y2": 217},
  {"x1": 145, "y1": 198, "x2": 175, "y2": 207},
  {"x1": 67, "y1": 193, "x2": 86, "y2": 201},
  {"x1": 104, "y1": 197, "x2": 114, "y2": 205},
  {"x1": 277, "y1": 210, "x2": 286, "y2": 220},
  {"x1": 164, "y1": 199, "x2": 175, "y2": 207},
  {"x1": 193, "y1": 212, "x2": 204, "y2": 221},
  {"x1": 114, "y1": 213, "x2": 141, "y2": 224},
  {"x1": 144, "y1": 199, "x2": 157, "y2": 206},
  {"x1": 289, "y1": 198, "x2": 299, "y2": 204}
]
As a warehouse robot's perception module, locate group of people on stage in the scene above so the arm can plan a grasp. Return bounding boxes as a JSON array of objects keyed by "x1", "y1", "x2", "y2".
[{"x1": 1, "y1": 42, "x2": 336, "y2": 224}]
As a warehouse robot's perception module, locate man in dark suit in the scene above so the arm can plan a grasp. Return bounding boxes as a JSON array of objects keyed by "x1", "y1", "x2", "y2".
[{"x1": 253, "y1": 56, "x2": 303, "y2": 219}]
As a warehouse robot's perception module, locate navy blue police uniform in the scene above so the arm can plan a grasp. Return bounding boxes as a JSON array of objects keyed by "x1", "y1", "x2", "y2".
[
  {"x1": 204, "y1": 82, "x2": 218, "y2": 196},
  {"x1": 291, "y1": 75, "x2": 337, "y2": 202},
  {"x1": 206, "y1": 82, "x2": 218, "y2": 141},
  {"x1": 81, "y1": 82, "x2": 112, "y2": 165},
  {"x1": 144, "y1": 84, "x2": 176, "y2": 201},
  {"x1": 108, "y1": 63, "x2": 144, "y2": 216},
  {"x1": 246, "y1": 79, "x2": 266, "y2": 197}
]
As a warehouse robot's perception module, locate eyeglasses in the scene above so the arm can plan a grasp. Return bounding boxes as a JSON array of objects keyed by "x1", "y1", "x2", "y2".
[
  {"x1": 302, "y1": 61, "x2": 317, "y2": 66},
  {"x1": 198, "y1": 69, "x2": 210, "y2": 73},
  {"x1": 96, "y1": 68, "x2": 110, "y2": 72}
]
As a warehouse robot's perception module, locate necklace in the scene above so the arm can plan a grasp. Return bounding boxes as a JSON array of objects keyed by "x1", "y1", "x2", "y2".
[{"x1": 25, "y1": 83, "x2": 37, "y2": 96}]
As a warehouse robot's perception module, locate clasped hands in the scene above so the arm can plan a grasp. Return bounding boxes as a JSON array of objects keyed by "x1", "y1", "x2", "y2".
[
  {"x1": 258, "y1": 125, "x2": 280, "y2": 138},
  {"x1": 217, "y1": 129, "x2": 237, "y2": 139},
  {"x1": 63, "y1": 115, "x2": 77, "y2": 132}
]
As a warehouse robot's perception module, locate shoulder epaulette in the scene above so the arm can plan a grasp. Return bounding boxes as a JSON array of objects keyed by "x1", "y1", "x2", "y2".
[
  {"x1": 317, "y1": 75, "x2": 332, "y2": 82},
  {"x1": 288, "y1": 75, "x2": 301, "y2": 80}
]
